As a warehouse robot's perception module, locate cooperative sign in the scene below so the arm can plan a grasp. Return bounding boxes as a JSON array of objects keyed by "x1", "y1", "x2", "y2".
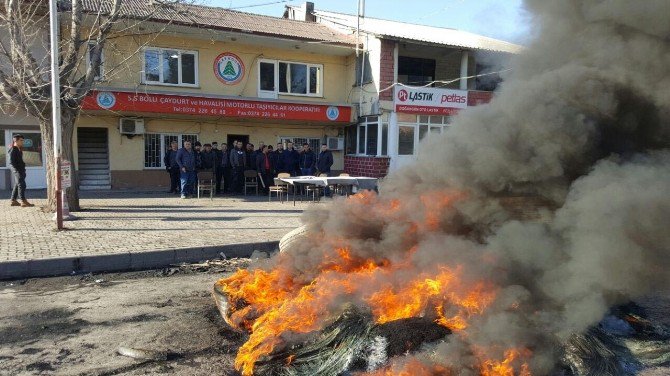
[
  {"x1": 83, "y1": 91, "x2": 352, "y2": 123},
  {"x1": 394, "y1": 86, "x2": 468, "y2": 115}
]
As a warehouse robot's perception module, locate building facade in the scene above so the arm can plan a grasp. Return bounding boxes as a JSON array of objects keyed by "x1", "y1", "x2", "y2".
[{"x1": 286, "y1": 3, "x2": 522, "y2": 177}]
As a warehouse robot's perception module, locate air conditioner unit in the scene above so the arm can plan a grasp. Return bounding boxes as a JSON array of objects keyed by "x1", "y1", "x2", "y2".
[
  {"x1": 119, "y1": 118, "x2": 145, "y2": 135},
  {"x1": 327, "y1": 137, "x2": 344, "y2": 151}
]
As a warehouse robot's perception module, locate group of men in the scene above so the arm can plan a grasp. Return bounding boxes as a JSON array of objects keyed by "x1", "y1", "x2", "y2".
[{"x1": 164, "y1": 140, "x2": 334, "y2": 199}]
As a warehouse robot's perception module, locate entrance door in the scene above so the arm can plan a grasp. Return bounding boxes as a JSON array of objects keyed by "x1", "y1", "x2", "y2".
[
  {"x1": 227, "y1": 134, "x2": 249, "y2": 148},
  {"x1": 8, "y1": 131, "x2": 46, "y2": 189}
]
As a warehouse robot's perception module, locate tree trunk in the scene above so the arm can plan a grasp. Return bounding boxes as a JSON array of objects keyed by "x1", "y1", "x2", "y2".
[{"x1": 40, "y1": 106, "x2": 81, "y2": 213}]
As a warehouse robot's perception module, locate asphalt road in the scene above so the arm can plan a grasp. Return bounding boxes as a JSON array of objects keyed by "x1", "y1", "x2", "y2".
[{"x1": 0, "y1": 265, "x2": 247, "y2": 376}]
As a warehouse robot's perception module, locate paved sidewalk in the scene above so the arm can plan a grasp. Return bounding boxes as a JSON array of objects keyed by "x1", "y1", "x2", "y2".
[{"x1": 0, "y1": 189, "x2": 307, "y2": 278}]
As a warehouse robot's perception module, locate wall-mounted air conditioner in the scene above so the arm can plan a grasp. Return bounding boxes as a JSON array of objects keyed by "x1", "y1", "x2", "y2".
[
  {"x1": 327, "y1": 137, "x2": 344, "y2": 151},
  {"x1": 119, "y1": 118, "x2": 145, "y2": 135}
]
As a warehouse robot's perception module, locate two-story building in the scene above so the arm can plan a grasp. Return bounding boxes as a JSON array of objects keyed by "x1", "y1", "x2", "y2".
[
  {"x1": 286, "y1": 3, "x2": 522, "y2": 177},
  {"x1": 72, "y1": 2, "x2": 357, "y2": 189}
]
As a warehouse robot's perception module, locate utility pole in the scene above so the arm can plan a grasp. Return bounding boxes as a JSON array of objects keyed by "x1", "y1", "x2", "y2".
[{"x1": 49, "y1": 0, "x2": 63, "y2": 230}]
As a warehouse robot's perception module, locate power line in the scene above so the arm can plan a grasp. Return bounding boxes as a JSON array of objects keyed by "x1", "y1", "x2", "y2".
[{"x1": 226, "y1": 0, "x2": 294, "y2": 10}]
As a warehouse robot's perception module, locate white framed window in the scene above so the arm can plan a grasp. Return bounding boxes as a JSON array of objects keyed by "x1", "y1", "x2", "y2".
[
  {"x1": 144, "y1": 133, "x2": 198, "y2": 169},
  {"x1": 397, "y1": 115, "x2": 452, "y2": 156},
  {"x1": 142, "y1": 47, "x2": 198, "y2": 87},
  {"x1": 279, "y1": 137, "x2": 322, "y2": 152},
  {"x1": 350, "y1": 116, "x2": 388, "y2": 156},
  {"x1": 86, "y1": 42, "x2": 104, "y2": 80},
  {"x1": 258, "y1": 59, "x2": 322, "y2": 98}
]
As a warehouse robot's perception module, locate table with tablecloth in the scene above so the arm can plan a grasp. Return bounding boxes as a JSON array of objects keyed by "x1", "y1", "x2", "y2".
[{"x1": 273, "y1": 176, "x2": 379, "y2": 205}]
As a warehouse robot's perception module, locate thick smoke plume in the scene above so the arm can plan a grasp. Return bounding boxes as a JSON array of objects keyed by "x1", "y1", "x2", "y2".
[{"x1": 228, "y1": 0, "x2": 670, "y2": 374}]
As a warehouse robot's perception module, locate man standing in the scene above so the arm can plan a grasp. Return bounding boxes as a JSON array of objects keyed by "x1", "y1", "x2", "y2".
[
  {"x1": 212, "y1": 142, "x2": 223, "y2": 194},
  {"x1": 230, "y1": 141, "x2": 246, "y2": 194},
  {"x1": 273, "y1": 143, "x2": 285, "y2": 175},
  {"x1": 8, "y1": 134, "x2": 34, "y2": 207},
  {"x1": 256, "y1": 145, "x2": 274, "y2": 195},
  {"x1": 282, "y1": 142, "x2": 300, "y2": 176},
  {"x1": 317, "y1": 143, "x2": 334, "y2": 196},
  {"x1": 245, "y1": 143, "x2": 256, "y2": 171},
  {"x1": 176, "y1": 140, "x2": 196, "y2": 199},
  {"x1": 218, "y1": 143, "x2": 231, "y2": 194},
  {"x1": 163, "y1": 140, "x2": 180, "y2": 194},
  {"x1": 200, "y1": 143, "x2": 216, "y2": 171},
  {"x1": 256, "y1": 141, "x2": 265, "y2": 156},
  {"x1": 299, "y1": 143, "x2": 316, "y2": 176}
]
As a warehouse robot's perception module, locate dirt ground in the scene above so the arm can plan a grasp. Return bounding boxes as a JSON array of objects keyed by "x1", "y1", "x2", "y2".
[
  {"x1": 0, "y1": 262, "x2": 251, "y2": 376},
  {"x1": 1, "y1": 262, "x2": 668, "y2": 376}
]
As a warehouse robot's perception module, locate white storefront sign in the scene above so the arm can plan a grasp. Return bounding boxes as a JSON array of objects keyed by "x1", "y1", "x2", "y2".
[{"x1": 394, "y1": 86, "x2": 468, "y2": 115}]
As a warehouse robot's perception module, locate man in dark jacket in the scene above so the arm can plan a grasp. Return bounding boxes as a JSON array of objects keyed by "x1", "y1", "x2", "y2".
[
  {"x1": 230, "y1": 141, "x2": 246, "y2": 194},
  {"x1": 193, "y1": 141, "x2": 203, "y2": 171},
  {"x1": 273, "y1": 143, "x2": 285, "y2": 175},
  {"x1": 212, "y1": 142, "x2": 223, "y2": 194},
  {"x1": 8, "y1": 134, "x2": 34, "y2": 207},
  {"x1": 317, "y1": 143, "x2": 334, "y2": 196},
  {"x1": 176, "y1": 140, "x2": 196, "y2": 199},
  {"x1": 282, "y1": 142, "x2": 300, "y2": 176},
  {"x1": 245, "y1": 143, "x2": 256, "y2": 171},
  {"x1": 163, "y1": 140, "x2": 180, "y2": 194},
  {"x1": 218, "y1": 143, "x2": 231, "y2": 194},
  {"x1": 255, "y1": 145, "x2": 274, "y2": 194},
  {"x1": 200, "y1": 143, "x2": 217, "y2": 171},
  {"x1": 299, "y1": 143, "x2": 316, "y2": 176}
]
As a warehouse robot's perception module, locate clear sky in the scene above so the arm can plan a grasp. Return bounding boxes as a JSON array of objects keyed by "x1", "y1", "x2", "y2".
[{"x1": 204, "y1": 0, "x2": 532, "y2": 44}]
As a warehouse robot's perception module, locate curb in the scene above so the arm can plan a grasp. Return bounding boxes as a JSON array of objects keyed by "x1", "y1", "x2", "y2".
[{"x1": 0, "y1": 241, "x2": 278, "y2": 280}]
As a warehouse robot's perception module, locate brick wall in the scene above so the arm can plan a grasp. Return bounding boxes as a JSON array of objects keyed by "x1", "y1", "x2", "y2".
[
  {"x1": 379, "y1": 39, "x2": 395, "y2": 101},
  {"x1": 468, "y1": 90, "x2": 494, "y2": 106},
  {"x1": 344, "y1": 155, "x2": 390, "y2": 178}
]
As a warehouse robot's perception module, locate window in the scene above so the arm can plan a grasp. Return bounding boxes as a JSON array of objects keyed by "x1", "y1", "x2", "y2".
[
  {"x1": 143, "y1": 48, "x2": 198, "y2": 86},
  {"x1": 144, "y1": 133, "x2": 198, "y2": 168},
  {"x1": 355, "y1": 51, "x2": 373, "y2": 85},
  {"x1": 397, "y1": 116, "x2": 451, "y2": 156},
  {"x1": 398, "y1": 126, "x2": 415, "y2": 155},
  {"x1": 86, "y1": 42, "x2": 104, "y2": 80},
  {"x1": 398, "y1": 56, "x2": 435, "y2": 87},
  {"x1": 279, "y1": 137, "x2": 322, "y2": 152},
  {"x1": 475, "y1": 63, "x2": 502, "y2": 91},
  {"x1": 353, "y1": 116, "x2": 386, "y2": 156},
  {"x1": 258, "y1": 60, "x2": 322, "y2": 97}
]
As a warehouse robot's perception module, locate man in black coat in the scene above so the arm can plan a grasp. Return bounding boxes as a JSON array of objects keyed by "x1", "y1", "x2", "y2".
[
  {"x1": 317, "y1": 143, "x2": 334, "y2": 196},
  {"x1": 219, "y1": 143, "x2": 231, "y2": 194},
  {"x1": 163, "y1": 140, "x2": 180, "y2": 194},
  {"x1": 282, "y1": 142, "x2": 300, "y2": 176},
  {"x1": 255, "y1": 145, "x2": 274, "y2": 194},
  {"x1": 212, "y1": 142, "x2": 224, "y2": 194},
  {"x1": 9, "y1": 134, "x2": 34, "y2": 207}
]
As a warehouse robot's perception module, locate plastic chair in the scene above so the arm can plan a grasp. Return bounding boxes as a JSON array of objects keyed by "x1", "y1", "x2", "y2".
[
  {"x1": 269, "y1": 173, "x2": 290, "y2": 202},
  {"x1": 305, "y1": 173, "x2": 327, "y2": 202},
  {"x1": 244, "y1": 170, "x2": 258, "y2": 196}
]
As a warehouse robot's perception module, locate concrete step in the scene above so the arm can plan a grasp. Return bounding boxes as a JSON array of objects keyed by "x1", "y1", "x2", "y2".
[
  {"x1": 79, "y1": 169, "x2": 109, "y2": 176},
  {"x1": 79, "y1": 185, "x2": 112, "y2": 190},
  {"x1": 79, "y1": 179, "x2": 111, "y2": 186},
  {"x1": 79, "y1": 147, "x2": 108, "y2": 153},
  {"x1": 78, "y1": 142, "x2": 107, "y2": 148},
  {"x1": 78, "y1": 163, "x2": 109, "y2": 170},
  {"x1": 79, "y1": 152, "x2": 108, "y2": 159},
  {"x1": 78, "y1": 158, "x2": 108, "y2": 164}
]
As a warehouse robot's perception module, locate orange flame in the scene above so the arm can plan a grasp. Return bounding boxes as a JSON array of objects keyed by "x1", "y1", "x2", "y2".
[{"x1": 215, "y1": 190, "x2": 532, "y2": 376}]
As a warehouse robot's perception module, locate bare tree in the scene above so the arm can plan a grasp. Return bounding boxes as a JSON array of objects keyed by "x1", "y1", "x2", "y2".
[{"x1": 0, "y1": 0, "x2": 189, "y2": 211}]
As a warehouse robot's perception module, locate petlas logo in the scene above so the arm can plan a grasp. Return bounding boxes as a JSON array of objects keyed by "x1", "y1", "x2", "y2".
[
  {"x1": 397, "y1": 89, "x2": 465, "y2": 104},
  {"x1": 440, "y1": 93, "x2": 467, "y2": 104}
]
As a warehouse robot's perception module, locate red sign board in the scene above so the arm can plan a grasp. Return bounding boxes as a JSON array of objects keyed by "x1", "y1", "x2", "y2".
[
  {"x1": 394, "y1": 105, "x2": 461, "y2": 116},
  {"x1": 82, "y1": 91, "x2": 352, "y2": 123}
]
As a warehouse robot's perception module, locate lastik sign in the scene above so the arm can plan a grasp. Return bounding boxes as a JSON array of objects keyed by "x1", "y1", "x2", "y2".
[
  {"x1": 82, "y1": 91, "x2": 352, "y2": 123},
  {"x1": 394, "y1": 86, "x2": 468, "y2": 115}
]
